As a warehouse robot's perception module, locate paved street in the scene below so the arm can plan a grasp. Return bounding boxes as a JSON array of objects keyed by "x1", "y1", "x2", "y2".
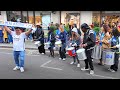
[
  {"x1": 0, "y1": 48, "x2": 120, "y2": 79},
  {"x1": 0, "y1": 40, "x2": 38, "y2": 50}
]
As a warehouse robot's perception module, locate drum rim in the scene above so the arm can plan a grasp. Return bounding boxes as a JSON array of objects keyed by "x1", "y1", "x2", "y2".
[
  {"x1": 76, "y1": 48, "x2": 85, "y2": 53},
  {"x1": 67, "y1": 47, "x2": 75, "y2": 50}
]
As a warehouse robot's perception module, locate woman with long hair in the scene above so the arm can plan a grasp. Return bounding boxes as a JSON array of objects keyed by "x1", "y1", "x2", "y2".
[
  {"x1": 59, "y1": 25, "x2": 67, "y2": 61},
  {"x1": 98, "y1": 24, "x2": 112, "y2": 65},
  {"x1": 70, "y1": 28, "x2": 81, "y2": 67}
]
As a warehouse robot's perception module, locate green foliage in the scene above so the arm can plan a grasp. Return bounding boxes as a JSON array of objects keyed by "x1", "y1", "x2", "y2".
[
  {"x1": 50, "y1": 25, "x2": 57, "y2": 35},
  {"x1": 93, "y1": 27, "x2": 100, "y2": 35},
  {"x1": 64, "y1": 24, "x2": 69, "y2": 32}
]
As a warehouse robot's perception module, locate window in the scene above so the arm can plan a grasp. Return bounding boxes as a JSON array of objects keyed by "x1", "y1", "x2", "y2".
[
  {"x1": 28, "y1": 11, "x2": 34, "y2": 24},
  {"x1": 92, "y1": 11, "x2": 100, "y2": 27},
  {"x1": 22, "y1": 11, "x2": 27, "y2": 23},
  {"x1": 35, "y1": 11, "x2": 42, "y2": 24}
]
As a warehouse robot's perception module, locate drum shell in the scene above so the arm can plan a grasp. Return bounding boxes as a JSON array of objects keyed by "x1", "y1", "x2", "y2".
[
  {"x1": 44, "y1": 42, "x2": 50, "y2": 49},
  {"x1": 92, "y1": 45, "x2": 102, "y2": 60},
  {"x1": 102, "y1": 49, "x2": 115, "y2": 65},
  {"x1": 67, "y1": 47, "x2": 76, "y2": 57},
  {"x1": 34, "y1": 41, "x2": 41, "y2": 47},
  {"x1": 76, "y1": 48, "x2": 87, "y2": 60}
]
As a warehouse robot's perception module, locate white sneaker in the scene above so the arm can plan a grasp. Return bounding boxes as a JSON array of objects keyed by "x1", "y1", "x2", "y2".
[
  {"x1": 20, "y1": 67, "x2": 24, "y2": 73},
  {"x1": 70, "y1": 61, "x2": 75, "y2": 65},
  {"x1": 108, "y1": 68, "x2": 115, "y2": 72},
  {"x1": 13, "y1": 66, "x2": 20, "y2": 71},
  {"x1": 110, "y1": 70, "x2": 116, "y2": 72},
  {"x1": 77, "y1": 64, "x2": 80, "y2": 67},
  {"x1": 59, "y1": 58, "x2": 62, "y2": 60},
  {"x1": 63, "y1": 58, "x2": 66, "y2": 61},
  {"x1": 41, "y1": 53, "x2": 44, "y2": 55},
  {"x1": 81, "y1": 67, "x2": 89, "y2": 71},
  {"x1": 90, "y1": 70, "x2": 94, "y2": 75}
]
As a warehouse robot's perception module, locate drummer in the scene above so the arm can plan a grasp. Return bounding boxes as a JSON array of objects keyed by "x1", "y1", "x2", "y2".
[
  {"x1": 80, "y1": 23, "x2": 96, "y2": 75},
  {"x1": 70, "y1": 28, "x2": 81, "y2": 67},
  {"x1": 58, "y1": 25, "x2": 67, "y2": 61},
  {"x1": 98, "y1": 24, "x2": 112, "y2": 65},
  {"x1": 108, "y1": 26, "x2": 120, "y2": 72},
  {"x1": 48, "y1": 27, "x2": 56, "y2": 57}
]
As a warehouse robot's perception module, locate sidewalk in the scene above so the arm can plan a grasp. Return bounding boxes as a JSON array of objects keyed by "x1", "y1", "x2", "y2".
[{"x1": 0, "y1": 40, "x2": 38, "y2": 50}]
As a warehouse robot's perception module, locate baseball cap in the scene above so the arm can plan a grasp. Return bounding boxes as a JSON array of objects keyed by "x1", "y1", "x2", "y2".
[{"x1": 81, "y1": 23, "x2": 90, "y2": 29}]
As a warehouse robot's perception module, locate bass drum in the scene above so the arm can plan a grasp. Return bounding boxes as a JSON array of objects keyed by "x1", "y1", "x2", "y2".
[
  {"x1": 92, "y1": 45, "x2": 102, "y2": 60},
  {"x1": 76, "y1": 48, "x2": 87, "y2": 60},
  {"x1": 44, "y1": 42, "x2": 50, "y2": 49},
  {"x1": 102, "y1": 49, "x2": 115, "y2": 65},
  {"x1": 34, "y1": 41, "x2": 41, "y2": 47}
]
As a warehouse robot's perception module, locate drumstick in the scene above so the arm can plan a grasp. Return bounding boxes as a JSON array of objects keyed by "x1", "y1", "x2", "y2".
[
  {"x1": 109, "y1": 47, "x2": 115, "y2": 49},
  {"x1": 116, "y1": 52, "x2": 120, "y2": 54}
]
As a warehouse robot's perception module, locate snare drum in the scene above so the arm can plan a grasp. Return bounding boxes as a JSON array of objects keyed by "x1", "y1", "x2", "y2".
[
  {"x1": 102, "y1": 49, "x2": 115, "y2": 65},
  {"x1": 67, "y1": 47, "x2": 76, "y2": 56},
  {"x1": 76, "y1": 48, "x2": 87, "y2": 60},
  {"x1": 34, "y1": 41, "x2": 41, "y2": 47},
  {"x1": 55, "y1": 41, "x2": 62, "y2": 47},
  {"x1": 44, "y1": 42, "x2": 50, "y2": 49},
  {"x1": 55, "y1": 41, "x2": 62, "y2": 50}
]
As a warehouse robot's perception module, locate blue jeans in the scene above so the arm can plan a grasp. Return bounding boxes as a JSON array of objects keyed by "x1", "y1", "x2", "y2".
[{"x1": 13, "y1": 51, "x2": 25, "y2": 67}]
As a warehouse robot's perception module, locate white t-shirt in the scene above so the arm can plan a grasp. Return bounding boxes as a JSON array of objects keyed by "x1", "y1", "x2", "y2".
[{"x1": 11, "y1": 31, "x2": 26, "y2": 51}]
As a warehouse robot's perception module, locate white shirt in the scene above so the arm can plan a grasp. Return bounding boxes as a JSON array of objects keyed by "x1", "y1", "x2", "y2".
[{"x1": 11, "y1": 31, "x2": 26, "y2": 51}]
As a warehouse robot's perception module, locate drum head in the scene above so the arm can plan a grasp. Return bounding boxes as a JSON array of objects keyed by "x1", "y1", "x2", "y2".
[
  {"x1": 67, "y1": 47, "x2": 75, "y2": 50},
  {"x1": 55, "y1": 41, "x2": 62, "y2": 45},
  {"x1": 76, "y1": 48, "x2": 85, "y2": 53},
  {"x1": 34, "y1": 41, "x2": 40, "y2": 45},
  {"x1": 45, "y1": 42, "x2": 50, "y2": 45}
]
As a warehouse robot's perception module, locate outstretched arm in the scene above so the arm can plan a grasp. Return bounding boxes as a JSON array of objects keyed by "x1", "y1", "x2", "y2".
[
  {"x1": 4, "y1": 26, "x2": 12, "y2": 34},
  {"x1": 25, "y1": 29, "x2": 32, "y2": 36}
]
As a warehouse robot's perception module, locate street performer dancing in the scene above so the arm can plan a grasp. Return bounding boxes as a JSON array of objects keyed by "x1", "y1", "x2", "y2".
[
  {"x1": 4, "y1": 26, "x2": 33, "y2": 72},
  {"x1": 80, "y1": 23, "x2": 96, "y2": 75}
]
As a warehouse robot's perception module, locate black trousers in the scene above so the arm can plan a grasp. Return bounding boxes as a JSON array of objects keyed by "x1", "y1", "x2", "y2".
[
  {"x1": 84, "y1": 49, "x2": 94, "y2": 70},
  {"x1": 4, "y1": 38, "x2": 8, "y2": 43},
  {"x1": 110, "y1": 53, "x2": 119, "y2": 71},
  {"x1": 38, "y1": 44, "x2": 45, "y2": 54},
  {"x1": 32, "y1": 33, "x2": 35, "y2": 40},
  {"x1": 48, "y1": 47, "x2": 54, "y2": 57},
  {"x1": 59, "y1": 47, "x2": 66, "y2": 59}
]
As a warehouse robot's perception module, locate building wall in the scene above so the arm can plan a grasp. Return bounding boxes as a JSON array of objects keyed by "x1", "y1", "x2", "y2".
[
  {"x1": 80, "y1": 11, "x2": 92, "y2": 25},
  {"x1": 51, "y1": 11, "x2": 60, "y2": 24},
  {"x1": 0, "y1": 11, "x2": 7, "y2": 21}
]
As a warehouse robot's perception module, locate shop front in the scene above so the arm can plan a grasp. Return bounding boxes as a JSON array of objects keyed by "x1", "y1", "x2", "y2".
[
  {"x1": 92, "y1": 11, "x2": 120, "y2": 27},
  {"x1": 61, "y1": 11, "x2": 80, "y2": 28}
]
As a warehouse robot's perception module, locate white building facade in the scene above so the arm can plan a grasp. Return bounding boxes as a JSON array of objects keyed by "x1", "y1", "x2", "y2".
[{"x1": 0, "y1": 11, "x2": 7, "y2": 21}]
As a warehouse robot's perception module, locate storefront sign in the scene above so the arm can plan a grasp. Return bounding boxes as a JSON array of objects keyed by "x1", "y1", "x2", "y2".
[{"x1": 0, "y1": 21, "x2": 32, "y2": 28}]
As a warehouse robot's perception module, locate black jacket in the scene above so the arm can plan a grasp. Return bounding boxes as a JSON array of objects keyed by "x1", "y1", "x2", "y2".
[
  {"x1": 83, "y1": 29, "x2": 95, "y2": 50},
  {"x1": 48, "y1": 32, "x2": 56, "y2": 44}
]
